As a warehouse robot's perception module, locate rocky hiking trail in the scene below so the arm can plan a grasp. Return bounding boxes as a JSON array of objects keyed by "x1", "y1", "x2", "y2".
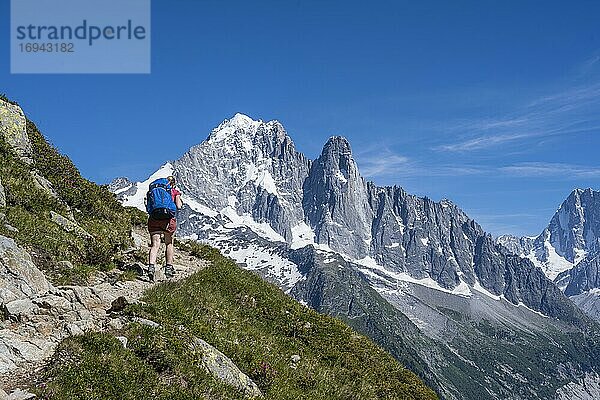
[{"x1": 0, "y1": 227, "x2": 262, "y2": 399}]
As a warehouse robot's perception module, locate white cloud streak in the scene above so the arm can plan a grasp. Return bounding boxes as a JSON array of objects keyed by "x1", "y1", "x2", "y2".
[
  {"x1": 500, "y1": 162, "x2": 600, "y2": 178},
  {"x1": 356, "y1": 148, "x2": 487, "y2": 179},
  {"x1": 359, "y1": 153, "x2": 410, "y2": 177},
  {"x1": 435, "y1": 82, "x2": 600, "y2": 152}
]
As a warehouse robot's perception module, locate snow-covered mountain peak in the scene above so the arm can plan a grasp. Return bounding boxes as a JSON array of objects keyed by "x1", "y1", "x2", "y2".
[
  {"x1": 204, "y1": 114, "x2": 297, "y2": 160},
  {"x1": 497, "y1": 187, "x2": 600, "y2": 297},
  {"x1": 219, "y1": 112, "x2": 260, "y2": 131},
  {"x1": 207, "y1": 113, "x2": 262, "y2": 144},
  {"x1": 548, "y1": 187, "x2": 600, "y2": 264}
]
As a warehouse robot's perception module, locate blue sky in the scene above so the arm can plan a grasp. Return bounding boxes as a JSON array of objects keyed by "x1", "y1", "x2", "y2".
[{"x1": 1, "y1": 1, "x2": 600, "y2": 237}]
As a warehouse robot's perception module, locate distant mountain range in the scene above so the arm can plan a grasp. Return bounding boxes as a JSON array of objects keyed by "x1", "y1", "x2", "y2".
[
  {"x1": 112, "y1": 113, "x2": 600, "y2": 399},
  {"x1": 497, "y1": 188, "x2": 600, "y2": 320}
]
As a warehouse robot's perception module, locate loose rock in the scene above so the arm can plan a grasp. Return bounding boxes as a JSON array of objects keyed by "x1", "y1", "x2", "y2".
[
  {"x1": 0, "y1": 178, "x2": 5, "y2": 208},
  {"x1": 193, "y1": 337, "x2": 263, "y2": 398}
]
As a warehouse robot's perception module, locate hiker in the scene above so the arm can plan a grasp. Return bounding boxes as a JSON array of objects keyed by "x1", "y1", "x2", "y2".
[{"x1": 146, "y1": 175, "x2": 183, "y2": 281}]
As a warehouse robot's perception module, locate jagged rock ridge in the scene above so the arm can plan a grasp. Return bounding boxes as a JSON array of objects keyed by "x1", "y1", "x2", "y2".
[
  {"x1": 114, "y1": 113, "x2": 600, "y2": 399},
  {"x1": 118, "y1": 114, "x2": 584, "y2": 321}
]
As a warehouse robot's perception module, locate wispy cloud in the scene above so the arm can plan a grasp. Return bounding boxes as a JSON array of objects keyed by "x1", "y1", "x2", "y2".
[
  {"x1": 435, "y1": 82, "x2": 600, "y2": 153},
  {"x1": 359, "y1": 153, "x2": 410, "y2": 177},
  {"x1": 500, "y1": 162, "x2": 600, "y2": 178},
  {"x1": 357, "y1": 147, "x2": 486, "y2": 179},
  {"x1": 436, "y1": 132, "x2": 533, "y2": 152},
  {"x1": 576, "y1": 53, "x2": 600, "y2": 77}
]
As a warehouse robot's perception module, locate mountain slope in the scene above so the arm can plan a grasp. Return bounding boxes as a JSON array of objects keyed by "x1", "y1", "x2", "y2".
[
  {"x1": 115, "y1": 113, "x2": 600, "y2": 399},
  {"x1": 0, "y1": 98, "x2": 437, "y2": 399},
  {"x1": 38, "y1": 242, "x2": 437, "y2": 400},
  {"x1": 0, "y1": 98, "x2": 145, "y2": 284}
]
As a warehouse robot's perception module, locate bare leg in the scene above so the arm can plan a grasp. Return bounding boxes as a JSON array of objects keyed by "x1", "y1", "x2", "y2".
[
  {"x1": 149, "y1": 233, "x2": 162, "y2": 265},
  {"x1": 164, "y1": 232, "x2": 174, "y2": 265}
]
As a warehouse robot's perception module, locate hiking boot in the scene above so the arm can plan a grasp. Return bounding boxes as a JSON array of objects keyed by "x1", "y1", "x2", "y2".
[
  {"x1": 165, "y1": 264, "x2": 175, "y2": 279},
  {"x1": 147, "y1": 264, "x2": 155, "y2": 282}
]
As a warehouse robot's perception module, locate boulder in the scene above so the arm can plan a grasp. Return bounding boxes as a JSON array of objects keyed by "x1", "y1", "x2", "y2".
[
  {"x1": 1, "y1": 299, "x2": 36, "y2": 322},
  {"x1": 107, "y1": 296, "x2": 128, "y2": 313},
  {"x1": 31, "y1": 170, "x2": 59, "y2": 199},
  {"x1": 0, "y1": 100, "x2": 32, "y2": 165},
  {"x1": 56, "y1": 260, "x2": 74, "y2": 270},
  {"x1": 193, "y1": 337, "x2": 263, "y2": 398},
  {"x1": 116, "y1": 336, "x2": 128, "y2": 348},
  {"x1": 0, "y1": 235, "x2": 51, "y2": 304},
  {"x1": 0, "y1": 177, "x2": 5, "y2": 208},
  {"x1": 132, "y1": 317, "x2": 160, "y2": 328},
  {"x1": 50, "y1": 211, "x2": 92, "y2": 239},
  {"x1": 5, "y1": 388, "x2": 36, "y2": 400}
]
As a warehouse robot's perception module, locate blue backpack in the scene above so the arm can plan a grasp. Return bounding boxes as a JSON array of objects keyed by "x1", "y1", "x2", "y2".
[{"x1": 146, "y1": 178, "x2": 177, "y2": 220}]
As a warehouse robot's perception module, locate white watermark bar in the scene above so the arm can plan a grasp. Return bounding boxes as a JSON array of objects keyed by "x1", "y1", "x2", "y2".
[{"x1": 11, "y1": 0, "x2": 151, "y2": 74}]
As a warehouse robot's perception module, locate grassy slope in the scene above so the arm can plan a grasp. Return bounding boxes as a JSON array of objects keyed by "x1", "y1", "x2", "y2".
[
  {"x1": 0, "y1": 116, "x2": 145, "y2": 284},
  {"x1": 37, "y1": 243, "x2": 438, "y2": 400}
]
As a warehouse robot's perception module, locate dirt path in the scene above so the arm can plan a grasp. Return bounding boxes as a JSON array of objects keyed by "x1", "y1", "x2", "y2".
[{"x1": 0, "y1": 227, "x2": 209, "y2": 394}]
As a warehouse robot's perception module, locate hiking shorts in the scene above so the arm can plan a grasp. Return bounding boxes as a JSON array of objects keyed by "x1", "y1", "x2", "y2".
[{"x1": 148, "y1": 217, "x2": 177, "y2": 235}]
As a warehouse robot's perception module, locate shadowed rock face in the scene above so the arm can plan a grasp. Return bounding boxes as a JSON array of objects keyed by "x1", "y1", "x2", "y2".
[
  {"x1": 565, "y1": 254, "x2": 600, "y2": 296},
  {"x1": 303, "y1": 136, "x2": 372, "y2": 258}
]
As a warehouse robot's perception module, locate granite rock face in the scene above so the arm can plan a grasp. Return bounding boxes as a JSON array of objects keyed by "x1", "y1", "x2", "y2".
[
  {"x1": 564, "y1": 254, "x2": 600, "y2": 296},
  {"x1": 303, "y1": 136, "x2": 373, "y2": 258},
  {"x1": 115, "y1": 114, "x2": 582, "y2": 317},
  {"x1": 0, "y1": 236, "x2": 51, "y2": 304},
  {"x1": 545, "y1": 188, "x2": 600, "y2": 263},
  {"x1": 0, "y1": 100, "x2": 32, "y2": 165},
  {"x1": 107, "y1": 177, "x2": 133, "y2": 193},
  {"x1": 497, "y1": 188, "x2": 600, "y2": 321}
]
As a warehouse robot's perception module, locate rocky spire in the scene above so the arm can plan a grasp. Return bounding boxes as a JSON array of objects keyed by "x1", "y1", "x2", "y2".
[{"x1": 302, "y1": 136, "x2": 373, "y2": 258}]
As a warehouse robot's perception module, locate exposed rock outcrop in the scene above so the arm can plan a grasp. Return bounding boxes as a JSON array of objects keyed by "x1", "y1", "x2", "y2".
[
  {"x1": 0, "y1": 100, "x2": 32, "y2": 165},
  {"x1": 0, "y1": 230, "x2": 264, "y2": 398},
  {"x1": 50, "y1": 211, "x2": 92, "y2": 239},
  {"x1": 0, "y1": 236, "x2": 51, "y2": 304},
  {"x1": 172, "y1": 114, "x2": 311, "y2": 242},
  {"x1": 0, "y1": 177, "x2": 5, "y2": 208},
  {"x1": 193, "y1": 337, "x2": 263, "y2": 398},
  {"x1": 498, "y1": 188, "x2": 600, "y2": 280},
  {"x1": 303, "y1": 136, "x2": 373, "y2": 258}
]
